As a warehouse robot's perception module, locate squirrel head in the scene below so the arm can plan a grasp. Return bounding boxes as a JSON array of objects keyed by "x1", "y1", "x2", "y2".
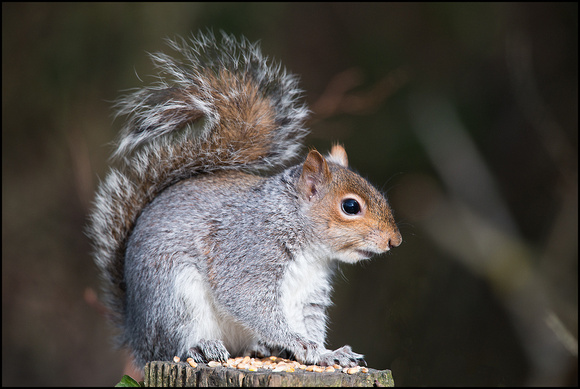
[{"x1": 297, "y1": 144, "x2": 402, "y2": 263}]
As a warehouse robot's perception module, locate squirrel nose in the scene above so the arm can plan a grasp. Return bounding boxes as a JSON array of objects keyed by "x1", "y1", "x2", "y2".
[
  {"x1": 388, "y1": 231, "x2": 402, "y2": 249},
  {"x1": 377, "y1": 230, "x2": 402, "y2": 252}
]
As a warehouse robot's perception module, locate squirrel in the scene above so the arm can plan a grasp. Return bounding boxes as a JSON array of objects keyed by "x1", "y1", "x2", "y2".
[{"x1": 88, "y1": 31, "x2": 402, "y2": 370}]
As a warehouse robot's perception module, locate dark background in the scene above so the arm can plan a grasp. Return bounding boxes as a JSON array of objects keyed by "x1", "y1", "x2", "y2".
[{"x1": 2, "y1": 3, "x2": 577, "y2": 386}]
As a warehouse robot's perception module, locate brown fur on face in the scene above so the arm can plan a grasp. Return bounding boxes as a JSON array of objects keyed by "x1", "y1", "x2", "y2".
[{"x1": 298, "y1": 146, "x2": 402, "y2": 259}]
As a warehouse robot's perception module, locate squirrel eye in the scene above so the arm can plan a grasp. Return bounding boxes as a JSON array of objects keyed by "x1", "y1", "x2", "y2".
[{"x1": 341, "y1": 198, "x2": 361, "y2": 215}]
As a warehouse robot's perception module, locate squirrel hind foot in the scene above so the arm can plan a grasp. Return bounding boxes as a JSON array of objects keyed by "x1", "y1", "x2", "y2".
[{"x1": 186, "y1": 339, "x2": 230, "y2": 363}]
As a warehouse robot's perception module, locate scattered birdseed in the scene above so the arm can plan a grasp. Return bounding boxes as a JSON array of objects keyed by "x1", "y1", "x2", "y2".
[{"x1": 193, "y1": 355, "x2": 369, "y2": 375}]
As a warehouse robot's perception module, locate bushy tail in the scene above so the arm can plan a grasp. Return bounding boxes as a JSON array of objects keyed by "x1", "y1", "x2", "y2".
[{"x1": 87, "y1": 31, "x2": 309, "y2": 333}]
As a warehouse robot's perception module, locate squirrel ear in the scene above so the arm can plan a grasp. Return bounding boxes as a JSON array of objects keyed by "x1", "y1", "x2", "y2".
[
  {"x1": 326, "y1": 144, "x2": 349, "y2": 168},
  {"x1": 298, "y1": 149, "x2": 332, "y2": 201}
]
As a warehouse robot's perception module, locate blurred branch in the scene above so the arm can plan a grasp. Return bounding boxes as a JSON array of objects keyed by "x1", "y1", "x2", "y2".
[
  {"x1": 506, "y1": 29, "x2": 577, "y2": 189},
  {"x1": 407, "y1": 91, "x2": 577, "y2": 385},
  {"x1": 505, "y1": 31, "x2": 579, "y2": 331},
  {"x1": 309, "y1": 67, "x2": 408, "y2": 124}
]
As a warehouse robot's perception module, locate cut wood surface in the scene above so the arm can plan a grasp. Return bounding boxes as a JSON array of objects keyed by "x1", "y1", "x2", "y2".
[{"x1": 144, "y1": 360, "x2": 394, "y2": 387}]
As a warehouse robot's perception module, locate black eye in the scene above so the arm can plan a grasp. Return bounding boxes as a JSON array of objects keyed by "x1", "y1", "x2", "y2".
[{"x1": 341, "y1": 198, "x2": 361, "y2": 215}]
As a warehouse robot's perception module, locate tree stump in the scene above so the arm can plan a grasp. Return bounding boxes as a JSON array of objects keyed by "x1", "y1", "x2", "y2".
[{"x1": 143, "y1": 360, "x2": 394, "y2": 387}]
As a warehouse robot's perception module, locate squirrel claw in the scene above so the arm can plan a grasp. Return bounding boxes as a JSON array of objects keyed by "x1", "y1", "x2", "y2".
[{"x1": 186, "y1": 339, "x2": 230, "y2": 363}]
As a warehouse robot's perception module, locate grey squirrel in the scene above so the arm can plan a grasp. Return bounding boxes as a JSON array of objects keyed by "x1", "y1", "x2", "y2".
[{"x1": 88, "y1": 31, "x2": 402, "y2": 370}]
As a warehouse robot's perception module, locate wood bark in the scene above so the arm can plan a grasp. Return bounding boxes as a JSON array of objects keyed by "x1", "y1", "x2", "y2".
[{"x1": 143, "y1": 361, "x2": 394, "y2": 387}]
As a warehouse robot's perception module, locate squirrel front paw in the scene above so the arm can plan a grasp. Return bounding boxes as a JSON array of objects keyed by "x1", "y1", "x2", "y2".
[
  {"x1": 186, "y1": 339, "x2": 230, "y2": 363},
  {"x1": 286, "y1": 337, "x2": 324, "y2": 365},
  {"x1": 318, "y1": 345, "x2": 365, "y2": 367}
]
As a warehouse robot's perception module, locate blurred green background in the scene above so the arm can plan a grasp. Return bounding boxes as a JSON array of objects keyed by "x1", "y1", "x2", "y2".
[{"x1": 2, "y1": 3, "x2": 577, "y2": 386}]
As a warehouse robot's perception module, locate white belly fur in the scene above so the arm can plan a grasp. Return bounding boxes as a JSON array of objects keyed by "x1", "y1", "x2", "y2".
[
  {"x1": 279, "y1": 250, "x2": 333, "y2": 339},
  {"x1": 174, "y1": 266, "x2": 257, "y2": 356}
]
